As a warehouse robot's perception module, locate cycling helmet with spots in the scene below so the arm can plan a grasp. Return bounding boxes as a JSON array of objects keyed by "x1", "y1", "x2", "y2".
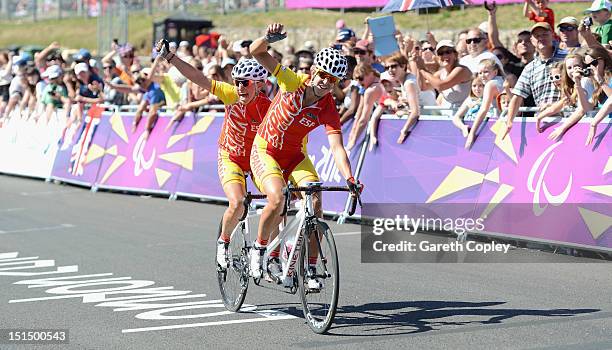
[
  {"x1": 313, "y1": 47, "x2": 348, "y2": 79},
  {"x1": 231, "y1": 58, "x2": 268, "y2": 81}
]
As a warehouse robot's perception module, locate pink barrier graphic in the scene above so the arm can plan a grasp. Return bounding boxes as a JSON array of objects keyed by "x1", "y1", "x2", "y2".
[
  {"x1": 358, "y1": 118, "x2": 611, "y2": 250},
  {"x1": 173, "y1": 114, "x2": 228, "y2": 198},
  {"x1": 286, "y1": 0, "x2": 387, "y2": 8},
  {"x1": 93, "y1": 112, "x2": 195, "y2": 194},
  {"x1": 51, "y1": 109, "x2": 112, "y2": 186}
]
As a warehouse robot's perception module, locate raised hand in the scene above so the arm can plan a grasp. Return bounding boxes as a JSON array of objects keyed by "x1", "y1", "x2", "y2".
[
  {"x1": 265, "y1": 23, "x2": 287, "y2": 43},
  {"x1": 155, "y1": 39, "x2": 173, "y2": 61}
]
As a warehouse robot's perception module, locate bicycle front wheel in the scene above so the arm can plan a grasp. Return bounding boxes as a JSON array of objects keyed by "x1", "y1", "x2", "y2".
[
  {"x1": 217, "y1": 220, "x2": 249, "y2": 312},
  {"x1": 298, "y1": 221, "x2": 339, "y2": 334}
]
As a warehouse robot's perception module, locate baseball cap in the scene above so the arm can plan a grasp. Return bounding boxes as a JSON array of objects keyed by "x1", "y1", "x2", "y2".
[
  {"x1": 220, "y1": 57, "x2": 236, "y2": 68},
  {"x1": 337, "y1": 28, "x2": 356, "y2": 42},
  {"x1": 169, "y1": 42, "x2": 178, "y2": 49},
  {"x1": 232, "y1": 40, "x2": 244, "y2": 52},
  {"x1": 380, "y1": 71, "x2": 397, "y2": 84},
  {"x1": 73, "y1": 48, "x2": 91, "y2": 62},
  {"x1": 585, "y1": 0, "x2": 612, "y2": 13},
  {"x1": 118, "y1": 44, "x2": 134, "y2": 56},
  {"x1": 436, "y1": 40, "x2": 455, "y2": 53},
  {"x1": 74, "y1": 62, "x2": 89, "y2": 75},
  {"x1": 530, "y1": 22, "x2": 552, "y2": 33},
  {"x1": 179, "y1": 41, "x2": 189, "y2": 47},
  {"x1": 355, "y1": 39, "x2": 372, "y2": 51},
  {"x1": 44, "y1": 65, "x2": 63, "y2": 79},
  {"x1": 558, "y1": 16, "x2": 579, "y2": 27},
  {"x1": 478, "y1": 21, "x2": 489, "y2": 35}
]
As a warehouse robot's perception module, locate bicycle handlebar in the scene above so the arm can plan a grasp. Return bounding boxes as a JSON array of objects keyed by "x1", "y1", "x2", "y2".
[{"x1": 242, "y1": 185, "x2": 362, "y2": 217}]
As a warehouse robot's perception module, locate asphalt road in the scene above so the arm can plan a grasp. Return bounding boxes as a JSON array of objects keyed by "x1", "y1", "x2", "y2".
[{"x1": 0, "y1": 175, "x2": 611, "y2": 350}]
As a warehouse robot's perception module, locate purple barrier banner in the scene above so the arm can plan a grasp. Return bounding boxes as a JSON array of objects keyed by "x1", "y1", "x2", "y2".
[
  {"x1": 286, "y1": 0, "x2": 386, "y2": 8},
  {"x1": 306, "y1": 118, "x2": 363, "y2": 214},
  {"x1": 474, "y1": 119, "x2": 611, "y2": 250},
  {"x1": 173, "y1": 114, "x2": 228, "y2": 198},
  {"x1": 51, "y1": 109, "x2": 112, "y2": 186},
  {"x1": 358, "y1": 117, "x2": 611, "y2": 251},
  {"x1": 93, "y1": 112, "x2": 195, "y2": 194}
]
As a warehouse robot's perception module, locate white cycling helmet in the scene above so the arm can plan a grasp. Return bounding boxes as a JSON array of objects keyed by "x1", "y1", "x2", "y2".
[
  {"x1": 231, "y1": 58, "x2": 268, "y2": 81},
  {"x1": 314, "y1": 48, "x2": 348, "y2": 79}
]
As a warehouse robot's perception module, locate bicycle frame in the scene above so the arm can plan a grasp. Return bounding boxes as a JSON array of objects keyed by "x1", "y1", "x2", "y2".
[{"x1": 236, "y1": 183, "x2": 320, "y2": 288}]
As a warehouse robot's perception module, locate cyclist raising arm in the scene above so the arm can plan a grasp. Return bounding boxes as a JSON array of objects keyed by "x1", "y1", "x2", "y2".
[
  {"x1": 155, "y1": 40, "x2": 271, "y2": 269},
  {"x1": 248, "y1": 23, "x2": 362, "y2": 283}
]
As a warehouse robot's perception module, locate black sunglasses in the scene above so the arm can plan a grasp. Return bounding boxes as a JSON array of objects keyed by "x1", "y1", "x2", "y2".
[
  {"x1": 353, "y1": 49, "x2": 366, "y2": 55},
  {"x1": 466, "y1": 38, "x2": 483, "y2": 44},
  {"x1": 559, "y1": 25, "x2": 577, "y2": 32},
  {"x1": 586, "y1": 60, "x2": 599, "y2": 67},
  {"x1": 422, "y1": 47, "x2": 435, "y2": 52},
  {"x1": 234, "y1": 79, "x2": 252, "y2": 87},
  {"x1": 384, "y1": 63, "x2": 399, "y2": 70},
  {"x1": 437, "y1": 49, "x2": 455, "y2": 56}
]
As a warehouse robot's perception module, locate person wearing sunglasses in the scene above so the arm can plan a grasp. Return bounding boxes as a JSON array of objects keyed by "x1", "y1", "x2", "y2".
[
  {"x1": 534, "y1": 62, "x2": 566, "y2": 132},
  {"x1": 420, "y1": 40, "x2": 440, "y2": 73},
  {"x1": 101, "y1": 42, "x2": 136, "y2": 87},
  {"x1": 248, "y1": 23, "x2": 361, "y2": 285},
  {"x1": 353, "y1": 39, "x2": 385, "y2": 73},
  {"x1": 345, "y1": 63, "x2": 383, "y2": 150},
  {"x1": 459, "y1": 28, "x2": 503, "y2": 75},
  {"x1": 552, "y1": 47, "x2": 612, "y2": 141},
  {"x1": 156, "y1": 39, "x2": 271, "y2": 270},
  {"x1": 416, "y1": 40, "x2": 472, "y2": 111},
  {"x1": 502, "y1": 23, "x2": 568, "y2": 140},
  {"x1": 557, "y1": 17, "x2": 581, "y2": 49}
]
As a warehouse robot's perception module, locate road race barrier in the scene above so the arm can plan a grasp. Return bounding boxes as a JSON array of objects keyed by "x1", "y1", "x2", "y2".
[{"x1": 0, "y1": 105, "x2": 609, "y2": 252}]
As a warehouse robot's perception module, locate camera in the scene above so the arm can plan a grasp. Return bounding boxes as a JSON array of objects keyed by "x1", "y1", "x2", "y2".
[
  {"x1": 582, "y1": 16, "x2": 593, "y2": 28},
  {"x1": 582, "y1": 66, "x2": 592, "y2": 77},
  {"x1": 333, "y1": 43, "x2": 343, "y2": 51}
]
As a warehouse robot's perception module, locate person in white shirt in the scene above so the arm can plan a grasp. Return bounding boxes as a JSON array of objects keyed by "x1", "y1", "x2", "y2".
[{"x1": 459, "y1": 28, "x2": 504, "y2": 74}]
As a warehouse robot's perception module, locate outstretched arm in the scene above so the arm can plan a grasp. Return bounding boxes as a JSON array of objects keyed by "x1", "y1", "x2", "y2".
[
  {"x1": 467, "y1": 81, "x2": 498, "y2": 148},
  {"x1": 155, "y1": 39, "x2": 212, "y2": 91},
  {"x1": 487, "y1": 3, "x2": 504, "y2": 49}
]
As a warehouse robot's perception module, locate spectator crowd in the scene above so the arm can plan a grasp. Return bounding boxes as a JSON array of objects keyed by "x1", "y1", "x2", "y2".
[{"x1": 0, "y1": 0, "x2": 610, "y2": 147}]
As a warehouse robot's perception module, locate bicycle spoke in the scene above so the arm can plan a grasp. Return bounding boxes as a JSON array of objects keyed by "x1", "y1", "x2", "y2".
[
  {"x1": 298, "y1": 221, "x2": 339, "y2": 334},
  {"x1": 217, "y1": 221, "x2": 249, "y2": 312}
]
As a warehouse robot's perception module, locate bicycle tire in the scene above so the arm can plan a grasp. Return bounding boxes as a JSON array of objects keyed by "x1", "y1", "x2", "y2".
[
  {"x1": 217, "y1": 219, "x2": 249, "y2": 312},
  {"x1": 297, "y1": 221, "x2": 339, "y2": 334}
]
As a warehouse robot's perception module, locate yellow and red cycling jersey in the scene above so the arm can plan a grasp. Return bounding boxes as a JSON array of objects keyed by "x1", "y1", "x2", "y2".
[
  {"x1": 256, "y1": 64, "x2": 341, "y2": 159},
  {"x1": 210, "y1": 80, "x2": 271, "y2": 171}
]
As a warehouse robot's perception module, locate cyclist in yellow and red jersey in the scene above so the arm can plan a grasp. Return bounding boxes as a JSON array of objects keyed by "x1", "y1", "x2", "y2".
[
  {"x1": 155, "y1": 40, "x2": 271, "y2": 269},
  {"x1": 249, "y1": 23, "x2": 362, "y2": 285}
]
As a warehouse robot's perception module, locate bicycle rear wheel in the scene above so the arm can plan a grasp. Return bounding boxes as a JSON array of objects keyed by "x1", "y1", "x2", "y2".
[
  {"x1": 297, "y1": 221, "x2": 339, "y2": 334},
  {"x1": 217, "y1": 220, "x2": 249, "y2": 312}
]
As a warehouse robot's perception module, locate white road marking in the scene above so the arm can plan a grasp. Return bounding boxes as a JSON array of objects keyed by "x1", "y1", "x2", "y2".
[
  {"x1": 0, "y1": 224, "x2": 75, "y2": 235},
  {"x1": 121, "y1": 308, "x2": 296, "y2": 333},
  {"x1": 0, "y1": 208, "x2": 24, "y2": 212},
  {"x1": 0, "y1": 252, "x2": 19, "y2": 259}
]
